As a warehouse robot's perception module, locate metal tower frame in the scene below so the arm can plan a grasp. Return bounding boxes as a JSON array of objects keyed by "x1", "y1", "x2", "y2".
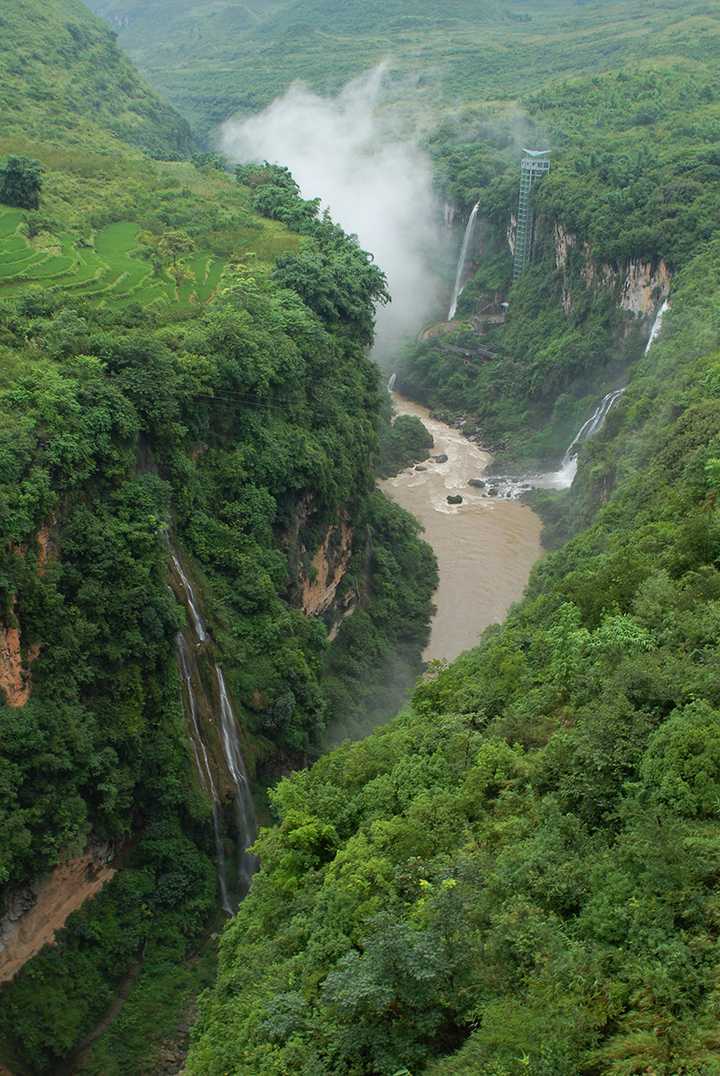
[{"x1": 513, "y1": 149, "x2": 550, "y2": 281}]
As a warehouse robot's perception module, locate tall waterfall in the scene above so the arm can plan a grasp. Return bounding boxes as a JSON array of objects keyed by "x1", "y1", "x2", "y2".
[
  {"x1": 171, "y1": 554, "x2": 207, "y2": 642},
  {"x1": 448, "y1": 202, "x2": 480, "y2": 321},
  {"x1": 645, "y1": 299, "x2": 670, "y2": 355},
  {"x1": 215, "y1": 667, "x2": 258, "y2": 895},
  {"x1": 171, "y1": 549, "x2": 258, "y2": 909},
  {"x1": 387, "y1": 372, "x2": 397, "y2": 393},
  {"x1": 176, "y1": 635, "x2": 232, "y2": 914}
]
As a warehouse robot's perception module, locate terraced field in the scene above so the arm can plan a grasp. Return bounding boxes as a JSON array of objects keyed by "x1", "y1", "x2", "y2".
[{"x1": 0, "y1": 209, "x2": 226, "y2": 310}]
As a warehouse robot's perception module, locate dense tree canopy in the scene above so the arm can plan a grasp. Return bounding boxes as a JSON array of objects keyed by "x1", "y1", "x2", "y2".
[{"x1": 187, "y1": 234, "x2": 720, "y2": 1076}]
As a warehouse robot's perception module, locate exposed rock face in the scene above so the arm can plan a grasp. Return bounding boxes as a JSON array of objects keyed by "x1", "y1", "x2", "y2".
[
  {"x1": 301, "y1": 515, "x2": 354, "y2": 617},
  {"x1": 0, "y1": 626, "x2": 35, "y2": 708},
  {"x1": 553, "y1": 222, "x2": 671, "y2": 317},
  {"x1": 620, "y1": 258, "x2": 672, "y2": 315},
  {"x1": 0, "y1": 844, "x2": 116, "y2": 984},
  {"x1": 0, "y1": 524, "x2": 53, "y2": 708}
]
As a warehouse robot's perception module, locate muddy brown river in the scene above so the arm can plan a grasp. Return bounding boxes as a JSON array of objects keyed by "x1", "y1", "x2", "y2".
[{"x1": 380, "y1": 394, "x2": 543, "y2": 663}]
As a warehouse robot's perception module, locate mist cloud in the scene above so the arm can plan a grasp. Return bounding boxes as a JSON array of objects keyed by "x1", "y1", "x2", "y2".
[{"x1": 221, "y1": 66, "x2": 448, "y2": 361}]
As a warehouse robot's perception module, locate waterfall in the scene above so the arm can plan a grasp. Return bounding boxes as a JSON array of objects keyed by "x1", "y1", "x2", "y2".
[
  {"x1": 548, "y1": 388, "x2": 627, "y2": 489},
  {"x1": 443, "y1": 202, "x2": 456, "y2": 229},
  {"x1": 171, "y1": 554, "x2": 207, "y2": 642},
  {"x1": 387, "y1": 372, "x2": 397, "y2": 393},
  {"x1": 645, "y1": 299, "x2": 670, "y2": 355},
  {"x1": 479, "y1": 299, "x2": 671, "y2": 500},
  {"x1": 176, "y1": 635, "x2": 233, "y2": 914},
  {"x1": 215, "y1": 666, "x2": 258, "y2": 896},
  {"x1": 448, "y1": 202, "x2": 480, "y2": 321},
  {"x1": 486, "y1": 388, "x2": 627, "y2": 498},
  {"x1": 171, "y1": 547, "x2": 257, "y2": 910}
]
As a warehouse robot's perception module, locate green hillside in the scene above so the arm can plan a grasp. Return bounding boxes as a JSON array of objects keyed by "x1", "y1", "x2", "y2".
[
  {"x1": 3, "y1": 0, "x2": 720, "y2": 1074},
  {"x1": 0, "y1": 0, "x2": 191, "y2": 156},
  {"x1": 186, "y1": 228, "x2": 720, "y2": 1076},
  {"x1": 0, "y1": 2, "x2": 436, "y2": 1072}
]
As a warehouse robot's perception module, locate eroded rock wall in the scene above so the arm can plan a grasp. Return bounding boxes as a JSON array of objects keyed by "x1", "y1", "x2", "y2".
[
  {"x1": 301, "y1": 515, "x2": 354, "y2": 617},
  {"x1": 552, "y1": 222, "x2": 671, "y2": 317},
  {"x1": 0, "y1": 844, "x2": 116, "y2": 984}
]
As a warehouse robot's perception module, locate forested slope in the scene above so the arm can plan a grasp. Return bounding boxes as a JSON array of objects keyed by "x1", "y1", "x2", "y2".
[
  {"x1": 186, "y1": 232, "x2": 720, "y2": 1076},
  {"x1": 0, "y1": 4, "x2": 436, "y2": 1072},
  {"x1": 86, "y1": 0, "x2": 720, "y2": 142},
  {"x1": 393, "y1": 53, "x2": 720, "y2": 468},
  {"x1": 0, "y1": 0, "x2": 191, "y2": 157}
]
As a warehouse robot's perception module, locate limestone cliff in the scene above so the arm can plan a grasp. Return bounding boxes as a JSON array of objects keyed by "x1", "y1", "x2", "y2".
[
  {"x1": 0, "y1": 526, "x2": 51, "y2": 708},
  {"x1": 0, "y1": 844, "x2": 116, "y2": 985},
  {"x1": 552, "y1": 222, "x2": 671, "y2": 318},
  {"x1": 300, "y1": 515, "x2": 354, "y2": 617}
]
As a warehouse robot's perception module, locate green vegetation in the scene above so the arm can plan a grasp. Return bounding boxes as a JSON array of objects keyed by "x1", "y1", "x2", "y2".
[
  {"x1": 186, "y1": 237, "x2": 720, "y2": 1076},
  {"x1": 0, "y1": 3, "x2": 437, "y2": 1071},
  {"x1": 0, "y1": 0, "x2": 191, "y2": 157},
  {"x1": 5, "y1": 2, "x2": 720, "y2": 1075},
  {"x1": 397, "y1": 58, "x2": 720, "y2": 468},
  {"x1": 0, "y1": 158, "x2": 43, "y2": 211},
  {"x1": 88, "y1": 1, "x2": 720, "y2": 144},
  {"x1": 377, "y1": 407, "x2": 434, "y2": 479}
]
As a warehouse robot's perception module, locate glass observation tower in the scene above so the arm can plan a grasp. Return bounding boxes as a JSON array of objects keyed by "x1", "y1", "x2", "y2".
[{"x1": 512, "y1": 149, "x2": 551, "y2": 281}]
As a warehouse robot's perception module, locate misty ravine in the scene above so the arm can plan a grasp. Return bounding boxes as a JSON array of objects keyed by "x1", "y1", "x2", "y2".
[{"x1": 225, "y1": 69, "x2": 548, "y2": 662}]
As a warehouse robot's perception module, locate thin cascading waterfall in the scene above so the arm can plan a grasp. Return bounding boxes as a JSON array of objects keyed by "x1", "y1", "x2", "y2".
[
  {"x1": 215, "y1": 666, "x2": 258, "y2": 896},
  {"x1": 171, "y1": 554, "x2": 207, "y2": 642},
  {"x1": 486, "y1": 388, "x2": 627, "y2": 498},
  {"x1": 557, "y1": 387, "x2": 627, "y2": 483},
  {"x1": 477, "y1": 298, "x2": 671, "y2": 499},
  {"x1": 645, "y1": 299, "x2": 670, "y2": 355},
  {"x1": 448, "y1": 202, "x2": 480, "y2": 321},
  {"x1": 176, "y1": 635, "x2": 233, "y2": 915},
  {"x1": 387, "y1": 372, "x2": 397, "y2": 393}
]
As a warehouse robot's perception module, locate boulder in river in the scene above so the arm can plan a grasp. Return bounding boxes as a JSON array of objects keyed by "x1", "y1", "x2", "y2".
[
  {"x1": 415, "y1": 465, "x2": 427, "y2": 472},
  {"x1": 447, "y1": 494, "x2": 463, "y2": 505},
  {"x1": 468, "y1": 478, "x2": 486, "y2": 488},
  {"x1": 486, "y1": 486, "x2": 498, "y2": 496},
  {"x1": 432, "y1": 453, "x2": 449, "y2": 463}
]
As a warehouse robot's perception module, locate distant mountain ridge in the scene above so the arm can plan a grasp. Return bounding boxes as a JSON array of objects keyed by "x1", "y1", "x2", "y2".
[{"x1": 84, "y1": 0, "x2": 720, "y2": 141}]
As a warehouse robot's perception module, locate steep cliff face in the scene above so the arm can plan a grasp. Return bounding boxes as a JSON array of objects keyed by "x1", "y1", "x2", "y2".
[
  {"x1": 0, "y1": 845, "x2": 116, "y2": 985},
  {"x1": 0, "y1": 627, "x2": 34, "y2": 709},
  {"x1": 553, "y1": 222, "x2": 671, "y2": 317},
  {"x1": 0, "y1": 526, "x2": 51, "y2": 709},
  {"x1": 300, "y1": 515, "x2": 354, "y2": 618}
]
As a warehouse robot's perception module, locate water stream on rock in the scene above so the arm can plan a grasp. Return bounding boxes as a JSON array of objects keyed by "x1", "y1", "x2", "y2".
[
  {"x1": 486, "y1": 301, "x2": 670, "y2": 499},
  {"x1": 215, "y1": 667, "x2": 258, "y2": 896},
  {"x1": 176, "y1": 635, "x2": 233, "y2": 915},
  {"x1": 644, "y1": 299, "x2": 670, "y2": 354},
  {"x1": 448, "y1": 203, "x2": 480, "y2": 321},
  {"x1": 171, "y1": 550, "x2": 257, "y2": 909}
]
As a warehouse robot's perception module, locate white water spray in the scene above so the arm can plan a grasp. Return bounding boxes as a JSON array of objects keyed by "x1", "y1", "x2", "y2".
[
  {"x1": 176, "y1": 635, "x2": 233, "y2": 914},
  {"x1": 487, "y1": 389, "x2": 627, "y2": 498},
  {"x1": 387, "y1": 372, "x2": 397, "y2": 393},
  {"x1": 448, "y1": 203, "x2": 480, "y2": 321},
  {"x1": 215, "y1": 666, "x2": 258, "y2": 896},
  {"x1": 480, "y1": 296, "x2": 671, "y2": 498},
  {"x1": 645, "y1": 299, "x2": 670, "y2": 355},
  {"x1": 171, "y1": 555, "x2": 207, "y2": 642}
]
